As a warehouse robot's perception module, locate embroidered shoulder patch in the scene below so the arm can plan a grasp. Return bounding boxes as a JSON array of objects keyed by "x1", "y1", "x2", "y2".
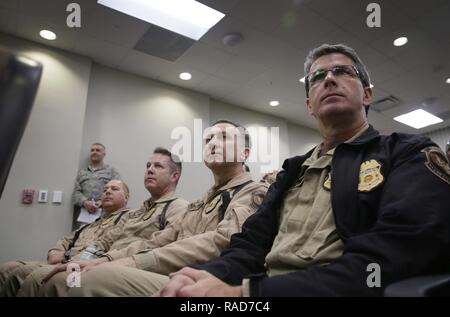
[
  {"x1": 251, "y1": 190, "x2": 266, "y2": 209},
  {"x1": 422, "y1": 146, "x2": 450, "y2": 185},
  {"x1": 188, "y1": 200, "x2": 204, "y2": 212},
  {"x1": 358, "y1": 159, "x2": 384, "y2": 192}
]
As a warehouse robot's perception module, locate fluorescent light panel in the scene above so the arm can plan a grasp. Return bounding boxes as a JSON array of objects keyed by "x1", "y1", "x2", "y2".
[
  {"x1": 97, "y1": 0, "x2": 225, "y2": 40},
  {"x1": 393, "y1": 109, "x2": 443, "y2": 129}
]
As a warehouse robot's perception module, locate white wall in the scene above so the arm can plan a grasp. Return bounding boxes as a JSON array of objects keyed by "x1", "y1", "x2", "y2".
[
  {"x1": 210, "y1": 100, "x2": 293, "y2": 180},
  {"x1": 0, "y1": 35, "x2": 322, "y2": 263},
  {"x1": 287, "y1": 122, "x2": 322, "y2": 157},
  {"x1": 80, "y1": 64, "x2": 213, "y2": 206},
  {"x1": 0, "y1": 34, "x2": 92, "y2": 262}
]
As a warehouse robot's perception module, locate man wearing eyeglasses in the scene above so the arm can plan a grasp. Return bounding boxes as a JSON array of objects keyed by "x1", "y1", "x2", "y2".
[{"x1": 155, "y1": 43, "x2": 450, "y2": 297}]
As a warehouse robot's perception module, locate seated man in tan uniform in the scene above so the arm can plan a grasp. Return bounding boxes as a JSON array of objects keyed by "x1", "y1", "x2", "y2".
[
  {"x1": 31, "y1": 120, "x2": 268, "y2": 296},
  {"x1": 17, "y1": 147, "x2": 188, "y2": 296},
  {"x1": 0, "y1": 179, "x2": 130, "y2": 297}
]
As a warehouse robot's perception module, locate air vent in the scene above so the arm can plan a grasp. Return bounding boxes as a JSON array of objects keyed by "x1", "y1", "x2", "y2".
[
  {"x1": 134, "y1": 24, "x2": 195, "y2": 62},
  {"x1": 371, "y1": 95, "x2": 401, "y2": 112}
]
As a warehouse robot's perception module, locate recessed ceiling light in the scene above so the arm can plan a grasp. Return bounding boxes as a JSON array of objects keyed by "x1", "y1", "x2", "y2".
[
  {"x1": 179, "y1": 72, "x2": 192, "y2": 80},
  {"x1": 299, "y1": 77, "x2": 306, "y2": 84},
  {"x1": 97, "y1": 0, "x2": 225, "y2": 40},
  {"x1": 393, "y1": 109, "x2": 443, "y2": 129},
  {"x1": 39, "y1": 30, "x2": 56, "y2": 40},
  {"x1": 270, "y1": 100, "x2": 280, "y2": 107},
  {"x1": 446, "y1": 78, "x2": 450, "y2": 84},
  {"x1": 393, "y1": 36, "x2": 408, "y2": 47}
]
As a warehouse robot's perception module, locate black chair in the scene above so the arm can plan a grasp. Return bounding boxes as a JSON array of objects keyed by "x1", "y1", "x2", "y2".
[
  {"x1": 0, "y1": 47, "x2": 43, "y2": 198},
  {"x1": 385, "y1": 274, "x2": 450, "y2": 297}
]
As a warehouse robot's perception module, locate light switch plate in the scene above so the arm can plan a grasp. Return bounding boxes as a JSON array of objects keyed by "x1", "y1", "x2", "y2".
[
  {"x1": 52, "y1": 190, "x2": 63, "y2": 204},
  {"x1": 38, "y1": 190, "x2": 48, "y2": 203}
]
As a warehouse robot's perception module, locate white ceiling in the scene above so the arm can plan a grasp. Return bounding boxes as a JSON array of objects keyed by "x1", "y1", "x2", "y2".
[{"x1": 1, "y1": 0, "x2": 449, "y2": 134}]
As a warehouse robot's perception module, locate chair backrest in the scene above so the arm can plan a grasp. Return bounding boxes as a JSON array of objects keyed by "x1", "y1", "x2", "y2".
[{"x1": 0, "y1": 47, "x2": 43, "y2": 198}]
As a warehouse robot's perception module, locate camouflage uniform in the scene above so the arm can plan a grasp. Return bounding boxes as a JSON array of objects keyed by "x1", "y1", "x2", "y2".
[{"x1": 72, "y1": 164, "x2": 120, "y2": 229}]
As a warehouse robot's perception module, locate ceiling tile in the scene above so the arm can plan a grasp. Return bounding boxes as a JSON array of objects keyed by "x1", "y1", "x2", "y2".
[
  {"x1": 306, "y1": 0, "x2": 365, "y2": 26},
  {"x1": 271, "y1": 6, "x2": 338, "y2": 51},
  {"x1": 72, "y1": 34, "x2": 129, "y2": 68},
  {"x1": 195, "y1": 74, "x2": 242, "y2": 98},
  {"x1": 81, "y1": 1, "x2": 150, "y2": 48},
  {"x1": 197, "y1": 0, "x2": 242, "y2": 14},
  {"x1": 230, "y1": 0, "x2": 298, "y2": 34},
  {"x1": 213, "y1": 55, "x2": 270, "y2": 84},
  {"x1": 390, "y1": 0, "x2": 448, "y2": 19},
  {"x1": 341, "y1": 1, "x2": 413, "y2": 45},
  {"x1": 0, "y1": 8, "x2": 18, "y2": 34},
  {"x1": 177, "y1": 42, "x2": 235, "y2": 75}
]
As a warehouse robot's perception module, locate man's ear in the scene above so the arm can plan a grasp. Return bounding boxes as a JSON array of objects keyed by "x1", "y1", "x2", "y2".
[
  {"x1": 306, "y1": 98, "x2": 314, "y2": 116},
  {"x1": 171, "y1": 171, "x2": 180, "y2": 183},
  {"x1": 243, "y1": 147, "x2": 250, "y2": 161},
  {"x1": 363, "y1": 86, "x2": 373, "y2": 106}
]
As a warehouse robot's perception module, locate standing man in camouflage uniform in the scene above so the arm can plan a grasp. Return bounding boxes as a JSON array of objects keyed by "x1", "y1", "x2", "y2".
[
  {"x1": 35, "y1": 120, "x2": 268, "y2": 296},
  {"x1": 0, "y1": 179, "x2": 130, "y2": 296},
  {"x1": 72, "y1": 143, "x2": 121, "y2": 230}
]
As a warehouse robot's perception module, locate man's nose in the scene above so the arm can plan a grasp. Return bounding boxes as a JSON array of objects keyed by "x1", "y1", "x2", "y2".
[{"x1": 323, "y1": 71, "x2": 338, "y2": 88}]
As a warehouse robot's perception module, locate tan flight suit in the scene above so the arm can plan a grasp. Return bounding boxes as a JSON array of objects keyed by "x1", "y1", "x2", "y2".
[
  {"x1": 18, "y1": 194, "x2": 188, "y2": 296},
  {"x1": 94, "y1": 194, "x2": 189, "y2": 261},
  {"x1": 39, "y1": 172, "x2": 267, "y2": 296},
  {"x1": 0, "y1": 207, "x2": 129, "y2": 297}
]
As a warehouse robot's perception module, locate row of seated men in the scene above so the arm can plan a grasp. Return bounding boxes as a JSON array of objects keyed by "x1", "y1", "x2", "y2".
[
  {"x1": 1, "y1": 43, "x2": 450, "y2": 297},
  {"x1": 0, "y1": 119, "x2": 268, "y2": 296}
]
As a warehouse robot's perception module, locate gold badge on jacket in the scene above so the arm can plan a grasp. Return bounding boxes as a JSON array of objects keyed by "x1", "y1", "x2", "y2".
[
  {"x1": 358, "y1": 159, "x2": 384, "y2": 192},
  {"x1": 422, "y1": 146, "x2": 450, "y2": 184},
  {"x1": 205, "y1": 194, "x2": 221, "y2": 214},
  {"x1": 323, "y1": 172, "x2": 331, "y2": 191}
]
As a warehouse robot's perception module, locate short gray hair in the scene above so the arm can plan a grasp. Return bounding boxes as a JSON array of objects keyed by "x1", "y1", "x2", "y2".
[{"x1": 304, "y1": 43, "x2": 371, "y2": 97}]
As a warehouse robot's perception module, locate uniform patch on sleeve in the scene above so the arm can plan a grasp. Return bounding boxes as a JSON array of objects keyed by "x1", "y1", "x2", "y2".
[
  {"x1": 187, "y1": 200, "x2": 204, "y2": 212},
  {"x1": 251, "y1": 190, "x2": 266, "y2": 209},
  {"x1": 422, "y1": 146, "x2": 450, "y2": 184}
]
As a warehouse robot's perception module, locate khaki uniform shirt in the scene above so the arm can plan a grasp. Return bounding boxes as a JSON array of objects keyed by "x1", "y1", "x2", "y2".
[
  {"x1": 48, "y1": 207, "x2": 130, "y2": 260},
  {"x1": 72, "y1": 164, "x2": 121, "y2": 207},
  {"x1": 98, "y1": 194, "x2": 189, "y2": 261},
  {"x1": 132, "y1": 172, "x2": 268, "y2": 275},
  {"x1": 265, "y1": 124, "x2": 369, "y2": 277}
]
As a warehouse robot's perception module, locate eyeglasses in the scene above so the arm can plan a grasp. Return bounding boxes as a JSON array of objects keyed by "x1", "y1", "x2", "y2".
[{"x1": 306, "y1": 65, "x2": 361, "y2": 89}]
